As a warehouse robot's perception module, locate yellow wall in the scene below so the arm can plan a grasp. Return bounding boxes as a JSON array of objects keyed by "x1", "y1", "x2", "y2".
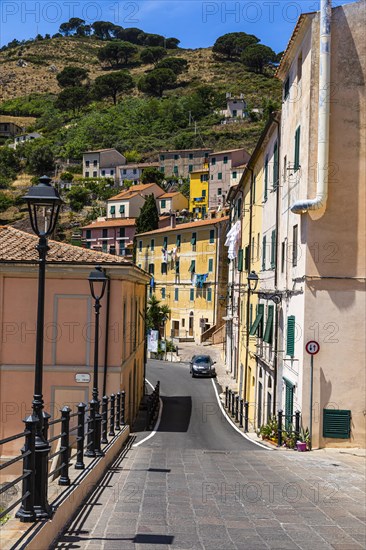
[{"x1": 189, "y1": 168, "x2": 209, "y2": 217}]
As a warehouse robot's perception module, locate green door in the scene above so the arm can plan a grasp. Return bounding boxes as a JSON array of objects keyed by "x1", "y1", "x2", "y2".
[{"x1": 284, "y1": 380, "x2": 294, "y2": 430}]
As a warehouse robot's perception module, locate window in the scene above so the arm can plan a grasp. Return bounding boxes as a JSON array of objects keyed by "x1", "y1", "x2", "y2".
[
  {"x1": 191, "y1": 232, "x2": 197, "y2": 247},
  {"x1": 202, "y1": 189, "x2": 206, "y2": 198},
  {"x1": 161, "y1": 287, "x2": 166, "y2": 299},
  {"x1": 161, "y1": 263, "x2": 167, "y2": 274},
  {"x1": 160, "y1": 154, "x2": 165, "y2": 161},
  {"x1": 292, "y1": 225, "x2": 298, "y2": 267},
  {"x1": 163, "y1": 236, "x2": 168, "y2": 248},
  {"x1": 297, "y1": 52, "x2": 303, "y2": 81},
  {"x1": 232, "y1": 171, "x2": 237, "y2": 179},
  {"x1": 251, "y1": 237, "x2": 255, "y2": 259},
  {"x1": 264, "y1": 156, "x2": 269, "y2": 201},
  {"x1": 161, "y1": 199, "x2": 166, "y2": 208},
  {"x1": 286, "y1": 316, "x2": 296, "y2": 357},
  {"x1": 173, "y1": 166, "x2": 178, "y2": 174},
  {"x1": 245, "y1": 245, "x2": 250, "y2": 271},
  {"x1": 150, "y1": 239, "x2": 155, "y2": 251},
  {"x1": 176, "y1": 234, "x2": 181, "y2": 247},
  {"x1": 233, "y1": 109, "x2": 237, "y2": 116},
  {"x1": 218, "y1": 172, "x2": 222, "y2": 180},
  {"x1": 133, "y1": 169, "x2": 136, "y2": 175},
  {"x1": 208, "y1": 258, "x2": 213, "y2": 272},
  {"x1": 204, "y1": 152, "x2": 209, "y2": 158},
  {"x1": 237, "y1": 249, "x2": 243, "y2": 272},
  {"x1": 119, "y1": 227, "x2": 125, "y2": 238},
  {"x1": 207, "y1": 287, "x2": 212, "y2": 302},
  {"x1": 93, "y1": 171, "x2": 97, "y2": 177},
  {"x1": 93, "y1": 160, "x2": 97, "y2": 167},
  {"x1": 189, "y1": 165, "x2": 193, "y2": 172},
  {"x1": 211, "y1": 175, "x2": 213, "y2": 180},
  {"x1": 283, "y1": 155, "x2": 287, "y2": 183},
  {"x1": 189, "y1": 153, "x2": 193, "y2": 159},
  {"x1": 281, "y1": 241, "x2": 285, "y2": 273},
  {"x1": 119, "y1": 204, "x2": 125, "y2": 214},
  {"x1": 101, "y1": 170, "x2": 106, "y2": 176},
  {"x1": 270, "y1": 230, "x2": 276, "y2": 269},
  {"x1": 263, "y1": 305, "x2": 274, "y2": 344},
  {"x1": 218, "y1": 188, "x2": 222, "y2": 196},
  {"x1": 273, "y1": 141, "x2": 279, "y2": 189},
  {"x1": 174, "y1": 288, "x2": 179, "y2": 301},
  {"x1": 85, "y1": 160, "x2": 90, "y2": 167},
  {"x1": 175, "y1": 260, "x2": 180, "y2": 274},
  {"x1": 262, "y1": 235, "x2": 267, "y2": 271},
  {"x1": 86, "y1": 229, "x2": 91, "y2": 239},
  {"x1": 160, "y1": 167, "x2": 165, "y2": 173},
  {"x1": 200, "y1": 174, "x2": 208, "y2": 182},
  {"x1": 211, "y1": 157, "x2": 216, "y2": 166},
  {"x1": 110, "y1": 205, "x2": 115, "y2": 216},
  {"x1": 294, "y1": 126, "x2": 301, "y2": 171},
  {"x1": 148, "y1": 263, "x2": 155, "y2": 274},
  {"x1": 86, "y1": 242, "x2": 91, "y2": 249},
  {"x1": 223, "y1": 156, "x2": 228, "y2": 164},
  {"x1": 284, "y1": 76, "x2": 290, "y2": 100},
  {"x1": 209, "y1": 229, "x2": 215, "y2": 243},
  {"x1": 237, "y1": 198, "x2": 242, "y2": 218},
  {"x1": 249, "y1": 303, "x2": 264, "y2": 337},
  {"x1": 252, "y1": 175, "x2": 256, "y2": 204},
  {"x1": 85, "y1": 171, "x2": 89, "y2": 177},
  {"x1": 139, "y1": 240, "x2": 142, "y2": 251},
  {"x1": 188, "y1": 260, "x2": 196, "y2": 273},
  {"x1": 102, "y1": 228, "x2": 108, "y2": 238},
  {"x1": 123, "y1": 169, "x2": 127, "y2": 175},
  {"x1": 110, "y1": 170, "x2": 114, "y2": 176},
  {"x1": 190, "y1": 288, "x2": 194, "y2": 301}
]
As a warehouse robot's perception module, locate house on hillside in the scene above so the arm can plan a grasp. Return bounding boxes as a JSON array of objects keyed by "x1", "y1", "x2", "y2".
[
  {"x1": 0, "y1": 226, "x2": 149, "y2": 450},
  {"x1": 82, "y1": 148, "x2": 126, "y2": 181},
  {"x1": 157, "y1": 192, "x2": 188, "y2": 215},
  {"x1": 81, "y1": 218, "x2": 136, "y2": 256},
  {"x1": 119, "y1": 162, "x2": 160, "y2": 184},
  {"x1": 107, "y1": 183, "x2": 165, "y2": 219},
  {"x1": 158, "y1": 148, "x2": 213, "y2": 178},
  {"x1": 208, "y1": 148, "x2": 250, "y2": 209},
  {"x1": 10, "y1": 132, "x2": 42, "y2": 149},
  {"x1": 220, "y1": 93, "x2": 247, "y2": 122}
]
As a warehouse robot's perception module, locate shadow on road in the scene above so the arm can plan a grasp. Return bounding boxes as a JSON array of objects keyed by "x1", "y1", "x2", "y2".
[{"x1": 158, "y1": 396, "x2": 192, "y2": 432}]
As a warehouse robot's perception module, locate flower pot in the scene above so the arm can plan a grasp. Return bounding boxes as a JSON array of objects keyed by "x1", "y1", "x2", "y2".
[{"x1": 297, "y1": 441, "x2": 307, "y2": 452}]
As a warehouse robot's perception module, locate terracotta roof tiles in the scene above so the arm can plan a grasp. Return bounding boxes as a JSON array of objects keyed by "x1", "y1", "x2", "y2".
[{"x1": 136, "y1": 216, "x2": 229, "y2": 237}]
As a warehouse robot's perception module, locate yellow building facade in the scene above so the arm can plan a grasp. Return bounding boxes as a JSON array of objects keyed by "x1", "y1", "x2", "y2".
[
  {"x1": 136, "y1": 217, "x2": 229, "y2": 343},
  {"x1": 189, "y1": 165, "x2": 209, "y2": 218}
]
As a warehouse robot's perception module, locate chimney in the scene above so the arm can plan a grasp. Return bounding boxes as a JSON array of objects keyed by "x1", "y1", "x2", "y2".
[{"x1": 170, "y1": 213, "x2": 176, "y2": 228}]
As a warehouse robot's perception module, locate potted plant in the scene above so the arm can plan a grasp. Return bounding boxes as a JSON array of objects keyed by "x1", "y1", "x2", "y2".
[{"x1": 296, "y1": 427, "x2": 310, "y2": 451}]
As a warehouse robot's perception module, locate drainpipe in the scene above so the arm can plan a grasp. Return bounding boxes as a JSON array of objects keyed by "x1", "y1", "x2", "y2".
[
  {"x1": 291, "y1": 0, "x2": 332, "y2": 214},
  {"x1": 102, "y1": 276, "x2": 111, "y2": 397},
  {"x1": 273, "y1": 116, "x2": 281, "y2": 415},
  {"x1": 243, "y1": 168, "x2": 254, "y2": 403}
]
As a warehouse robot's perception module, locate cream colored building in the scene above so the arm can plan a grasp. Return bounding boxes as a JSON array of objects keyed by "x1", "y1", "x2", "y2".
[
  {"x1": 136, "y1": 217, "x2": 229, "y2": 343},
  {"x1": 157, "y1": 192, "x2": 189, "y2": 215}
]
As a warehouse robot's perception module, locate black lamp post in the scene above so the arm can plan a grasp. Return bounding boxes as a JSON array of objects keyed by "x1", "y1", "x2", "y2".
[
  {"x1": 20, "y1": 175, "x2": 62, "y2": 519},
  {"x1": 86, "y1": 266, "x2": 109, "y2": 457},
  {"x1": 247, "y1": 270, "x2": 259, "y2": 292}
]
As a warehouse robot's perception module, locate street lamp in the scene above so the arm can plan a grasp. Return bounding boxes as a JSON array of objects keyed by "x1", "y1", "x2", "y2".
[
  {"x1": 86, "y1": 266, "x2": 109, "y2": 457},
  {"x1": 21, "y1": 175, "x2": 62, "y2": 519},
  {"x1": 247, "y1": 270, "x2": 259, "y2": 292}
]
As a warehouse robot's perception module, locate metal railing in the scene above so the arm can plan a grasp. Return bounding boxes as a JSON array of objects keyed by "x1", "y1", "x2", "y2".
[{"x1": 0, "y1": 389, "x2": 127, "y2": 524}]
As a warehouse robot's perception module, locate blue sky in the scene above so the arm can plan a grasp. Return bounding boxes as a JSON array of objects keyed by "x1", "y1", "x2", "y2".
[{"x1": 0, "y1": 0, "x2": 360, "y2": 51}]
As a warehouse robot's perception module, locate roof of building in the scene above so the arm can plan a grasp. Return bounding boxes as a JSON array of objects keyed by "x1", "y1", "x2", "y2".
[
  {"x1": 82, "y1": 219, "x2": 136, "y2": 230},
  {"x1": 0, "y1": 115, "x2": 37, "y2": 127},
  {"x1": 159, "y1": 148, "x2": 213, "y2": 154},
  {"x1": 0, "y1": 226, "x2": 130, "y2": 265},
  {"x1": 82, "y1": 148, "x2": 126, "y2": 169},
  {"x1": 208, "y1": 148, "x2": 248, "y2": 156},
  {"x1": 158, "y1": 192, "x2": 181, "y2": 199},
  {"x1": 136, "y1": 216, "x2": 229, "y2": 237},
  {"x1": 232, "y1": 164, "x2": 247, "y2": 170},
  {"x1": 109, "y1": 183, "x2": 164, "y2": 201},
  {"x1": 119, "y1": 162, "x2": 159, "y2": 169}
]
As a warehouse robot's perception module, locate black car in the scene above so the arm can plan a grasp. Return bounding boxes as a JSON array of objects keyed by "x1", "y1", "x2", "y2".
[{"x1": 190, "y1": 355, "x2": 216, "y2": 378}]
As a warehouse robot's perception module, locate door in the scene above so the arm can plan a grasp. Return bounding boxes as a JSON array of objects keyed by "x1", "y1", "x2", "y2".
[
  {"x1": 189, "y1": 313, "x2": 194, "y2": 337},
  {"x1": 285, "y1": 382, "x2": 294, "y2": 430},
  {"x1": 267, "y1": 392, "x2": 272, "y2": 422},
  {"x1": 173, "y1": 320, "x2": 179, "y2": 337},
  {"x1": 257, "y1": 382, "x2": 263, "y2": 428}
]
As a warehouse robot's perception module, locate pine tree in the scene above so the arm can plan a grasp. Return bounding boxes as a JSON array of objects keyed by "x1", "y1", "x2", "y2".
[{"x1": 136, "y1": 194, "x2": 159, "y2": 234}]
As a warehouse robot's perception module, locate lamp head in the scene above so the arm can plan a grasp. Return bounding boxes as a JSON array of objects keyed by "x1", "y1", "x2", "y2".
[
  {"x1": 22, "y1": 175, "x2": 63, "y2": 237},
  {"x1": 248, "y1": 270, "x2": 259, "y2": 291},
  {"x1": 88, "y1": 266, "x2": 109, "y2": 301}
]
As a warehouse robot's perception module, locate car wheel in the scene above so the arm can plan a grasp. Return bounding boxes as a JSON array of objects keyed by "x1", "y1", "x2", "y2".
[{"x1": 192, "y1": 373, "x2": 195, "y2": 378}]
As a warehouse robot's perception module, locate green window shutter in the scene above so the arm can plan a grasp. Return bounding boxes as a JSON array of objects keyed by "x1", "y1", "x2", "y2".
[
  {"x1": 273, "y1": 141, "x2": 279, "y2": 189},
  {"x1": 263, "y1": 305, "x2": 274, "y2": 344},
  {"x1": 189, "y1": 260, "x2": 196, "y2": 273},
  {"x1": 209, "y1": 229, "x2": 215, "y2": 243},
  {"x1": 262, "y1": 235, "x2": 266, "y2": 271},
  {"x1": 207, "y1": 287, "x2": 212, "y2": 301},
  {"x1": 208, "y1": 258, "x2": 213, "y2": 272},
  {"x1": 173, "y1": 165, "x2": 178, "y2": 174},
  {"x1": 174, "y1": 288, "x2": 179, "y2": 300},
  {"x1": 286, "y1": 316, "x2": 296, "y2": 357},
  {"x1": 223, "y1": 156, "x2": 228, "y2": 164},
  {"x1": 163, "y1": 236, "x2": 168, "y2": 248},
  {"x1": 161, "y1": 199, "x2": 166, "y2": 208},
  {"x1": 244, "y1": 245, "x2": 250, "y2": 271},
  {"x1": 284, "y1": 380, "x2": 294, "y2": 430},
  {"x1": 149, "y1": 263, "x2": 154, "y2": 274},
  {"x1": 176, "y1": 234, "x2": 181, "y2": 246},
  {"x1": 252, "y1": 175, "x2": 256, "y2": 204},
  {"x1": 86, "y1": 230, "x2": 91, "y2": 239},
  {"x1": 150, "y1": 239, "x2": 155, "y2": 251},
  {"x1": 161, "y1": 263, "x2": 167, "y2": 274},
  {"x1": 191, "y1": 233, "x2": 197, "y2": 245},
  {"x1": 237, "y1": 249, "x2": 243, "y2": 272},
  {"x1": 249, "y1": 303, "x2": 253, "y2": 327},
  {"x1": 249, "y1": 305, "x2": 264, "y2": 336},
  {"x1": 323, "y1": 409, "x2": 351, "y2": 439},
  {"x1": 189, "y1": 165, "x2": 193, "y2": 172},
  {"x1": 161, "y1": 288, "x2": 166, "y2": 299},
  {"x1": 119, "y1": 205, "x2": 125, "y2": 214},
  {"x1": 264, "y1": 157, "x2": 268, "y2": 200},
  {"x1": 110, "y1": 205, "x2": 115, "y2": 214},
  {"x1": 270, "y1": 229, "x2": 276, "y2": 269},
  {"x1": 139, "y1": 240, "x2": 142, "y2": 251},
  {"x1": 294, "y1": 126, "x2": 301, "y2": 171},
  {"x1": 232, "y1": 171, "x2": 237, "y2": 179},
  {"x1": 190, "y1": 288, "x2": 194, "y2": 301},
  {"x1": 175, "y1": 260, "x2": 180, "y2": 274}
]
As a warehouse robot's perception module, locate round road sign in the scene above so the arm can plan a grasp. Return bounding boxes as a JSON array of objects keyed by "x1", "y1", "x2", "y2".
[{"x1": 305, "y1": 341, "x2": 320, "y2": 355}]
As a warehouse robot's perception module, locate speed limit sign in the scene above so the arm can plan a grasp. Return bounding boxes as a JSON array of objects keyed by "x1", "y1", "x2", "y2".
[{"x1": 306, "y1": 340, "x2": 320, "y2": 355}]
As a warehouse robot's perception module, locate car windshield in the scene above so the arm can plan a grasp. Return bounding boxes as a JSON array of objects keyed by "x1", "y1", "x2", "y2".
[{"x1": 194, "y1": 356, "x2": 210, "y2": 364}]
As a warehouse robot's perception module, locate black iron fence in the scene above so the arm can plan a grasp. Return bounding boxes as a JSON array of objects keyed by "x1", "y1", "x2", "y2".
[{"x1": 0, "y1": 389, "x2": 126, "y2": 524}]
